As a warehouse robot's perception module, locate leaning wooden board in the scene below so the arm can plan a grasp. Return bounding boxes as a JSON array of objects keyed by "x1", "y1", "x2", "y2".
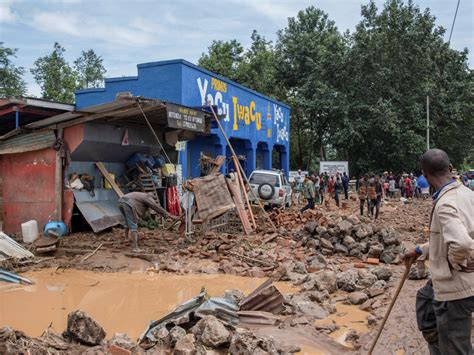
[{"x1": 95, "y1": 162, "x2": 124, "y2": 198}]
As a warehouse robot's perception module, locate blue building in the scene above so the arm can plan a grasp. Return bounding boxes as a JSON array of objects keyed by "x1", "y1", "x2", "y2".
[{"x1": 76, "y1": 59, "x2": 290, "y2": 179}]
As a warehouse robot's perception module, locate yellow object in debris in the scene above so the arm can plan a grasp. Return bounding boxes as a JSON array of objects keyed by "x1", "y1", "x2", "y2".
[
  {"x1": 162, "y1": 164, "x2": 176, "y2": 177},
  {"x1": 104, "y1": 173, "x2": 115, "y2": 189}
]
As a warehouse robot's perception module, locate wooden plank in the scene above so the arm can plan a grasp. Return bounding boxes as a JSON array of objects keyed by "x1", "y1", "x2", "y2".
[{"x1": 95, "y1": 162, "x2": 124, "y2": 198}]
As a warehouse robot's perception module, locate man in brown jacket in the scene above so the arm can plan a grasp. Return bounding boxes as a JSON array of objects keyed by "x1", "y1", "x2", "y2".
[
  {"x1": 404, "y1": 149, "x2": 474, "y2": 354},
  {"x1": 118, "y1": 192, "x2": 178, "y2": 251}
]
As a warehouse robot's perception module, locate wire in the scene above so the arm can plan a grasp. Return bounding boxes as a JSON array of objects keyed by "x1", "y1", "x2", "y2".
[
  {"x1": 448, "y1": 0, "x2": 461, "y2": 45},
  {"x1": 136, "y1": 100, "x2": 172, "y2": 164}
]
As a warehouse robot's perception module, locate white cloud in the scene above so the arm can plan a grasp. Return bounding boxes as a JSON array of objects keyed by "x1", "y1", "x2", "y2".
[
  {"x1": 0, "y1": 0, "x2": 17, "y2": 24},
  {"x1": 31, "y1": 11, "x2": 161, "y2": 47}
]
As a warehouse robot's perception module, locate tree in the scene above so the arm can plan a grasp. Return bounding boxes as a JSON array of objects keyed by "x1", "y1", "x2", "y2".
[
  {"x1": 341, "y1": 0, "x2": 473, "y2": 174},
  {"x1": 198, "y1": 39, "x2": 244, "y2": 82},
  {"x1": 275, "y1": 6, "x2": 348, "y2": 170},
  {"x1": 74, "y1": 49, "x2": 106, "y2": 89},
  {"x1": 0, "y1": 42, "x2": 27, "y2": 97},
  {"x1": 30, "y1": 42, "x2": 76, "y2": 103}
]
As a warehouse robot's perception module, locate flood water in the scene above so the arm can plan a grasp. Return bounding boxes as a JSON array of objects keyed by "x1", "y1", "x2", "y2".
[{"x1": 0, "y1": 268, "x2": 298, "y2": 339}]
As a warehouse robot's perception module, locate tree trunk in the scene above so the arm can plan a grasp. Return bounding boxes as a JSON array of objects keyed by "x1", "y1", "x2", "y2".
[{"x1": 296, "y1": 113, "x2": 303, "y2": 169}]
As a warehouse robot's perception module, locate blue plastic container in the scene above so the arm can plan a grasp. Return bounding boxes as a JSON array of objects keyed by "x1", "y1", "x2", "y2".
[
  {"x1": 145, "y1": 156, "x2": 155, "y2": 169},
  {"x1": 44, "y1": 221, "x2": 67, "y2": 237},
  {"x1": 153, "y1": 155, "x2": 166, "y2": 168},
  {"x1": 126, "y1": 152, "x2": 147, "y2": 169}
]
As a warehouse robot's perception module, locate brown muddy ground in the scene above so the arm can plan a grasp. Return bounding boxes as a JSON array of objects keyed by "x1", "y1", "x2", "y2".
[{"x1": 1, "y1": 195, "x2": 442, "y2": 354}]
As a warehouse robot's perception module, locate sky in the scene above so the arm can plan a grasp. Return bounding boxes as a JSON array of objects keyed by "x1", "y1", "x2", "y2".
[{"x1": 1, "y1": 0, "x2": 472, "y2": 97}]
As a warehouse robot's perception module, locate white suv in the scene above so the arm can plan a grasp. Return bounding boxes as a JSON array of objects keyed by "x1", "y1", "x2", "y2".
[{"x1": 248, "y1": 170, "x2": 292, "y2": 208}]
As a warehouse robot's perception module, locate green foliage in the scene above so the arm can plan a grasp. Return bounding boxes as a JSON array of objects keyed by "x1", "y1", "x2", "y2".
[
  {"x1": 198, "y1": 0, "x2": 472, "y2": 174},
  {"x1": 31, "y1": 42, "x2": 77, "y2": 103},
  {"x1": 74, "y1": 49, "x2": 106, "y2": 89},
  {"x1": 0, "y1": 42, "x2": 27, "y2": 97}
]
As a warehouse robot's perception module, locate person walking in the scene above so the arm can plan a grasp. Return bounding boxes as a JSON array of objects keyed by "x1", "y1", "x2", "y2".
[
  {"x1": 314, "y1": 175, "x2": 321, "y2": 204},
  {"x1": 300, "y1": 176, "x2": 316, "y2": 213},
  {"x1": 403, "y1": 149, "x2": 474, "y2": 355},
  {"x1": 368, "y1": 175, "x2": 383, "y2": 219},
  {"x1": 342, "y1": 172, "x2": 349, "y2": 199},
  {"x1": 358, "y1": 174, "x2": 368, "y2": 216},
  {"x1": 334, "y1": 174, "x2": 342, "y2": 207},
  {"x1": 388, "y1": 177, "x2": 396, "y2": 198},
  {"x1": 118, "y1": 192, "x2": 178, "y2": 251}
]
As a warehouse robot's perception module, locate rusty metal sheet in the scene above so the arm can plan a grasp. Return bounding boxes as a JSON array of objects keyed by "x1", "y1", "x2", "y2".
[
  {"x1": 239, "y1": 279, "x2": 285, "y2": 315},
  {"x1": 237, "y1": 310, "x2": 280, "y2": 325},
  {"x1": 73, "y1": 190, "x2": 124, "y2": 233},
  {"x1": 0, "y1": 130, "x2": 56, "y2": 155},
  {"x1": 0, "y1": 232, "x2": 34, "y2": 261}
]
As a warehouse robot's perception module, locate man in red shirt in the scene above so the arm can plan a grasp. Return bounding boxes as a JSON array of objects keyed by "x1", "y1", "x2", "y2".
[{"x1": 405, "y1": 175, "x2": 412, "y2": 198}]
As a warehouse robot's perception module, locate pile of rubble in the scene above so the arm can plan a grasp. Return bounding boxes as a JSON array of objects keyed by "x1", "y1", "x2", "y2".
[{"x1": 293, "y1": 215, "x2": 403, "y2": 264}]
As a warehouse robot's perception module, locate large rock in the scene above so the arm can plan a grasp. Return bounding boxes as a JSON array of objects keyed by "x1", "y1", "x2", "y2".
[
  {"x1": 65, "y1": 310, "x2": 106, "y2": 346},
  {"x1": 305, "y1": 221, "x2": 318, "y2": 234},
  {"x1": 354, "y1": 224, "x2": 372, "y2": 239},
  {"x1": 335, "y1": 243, "x2": 349, "y2": 255},
  {"x1": 346, "y1": 215, "x2": 360, "y2": 225},
  {"x1": 372, "y1": 267, "x2": 392, "y2": 281},
  {"x1": 169, "y1": 326, "x2": 187, "y2": 347},
  {"x1": 337, "y1": 220, "x2": 353, "y2": 235},
  {"x1": 336, "y1": 270, "x2": 358, "y2": 292},
  {"x1": 308, "y1": 290, "x2": 330, "y2": 303},
  {"x1": 368, "y1": 243, "x2": 384, "y2": 259},
  {"x1": 357, "y1": 270, "x2": 378, "y2": 288},
  {"x1": 312, "y1": 270, "x2": 337, "y2": 293},
  {"x1": 320, "y1": 239, "x2": 334, "y2": 251},
  {"x1": 381, "y1": 227, "x2": 401, "y2": 246},
  {"x1": 224, "y1": 289, "x2": 246, "y2": 304},
  {"x1": 229, "y1": 328, "x2": 279, "y2": 355},
  {"x1": 110, "y1": 333, "x2": 135, "y2": 350},
  {"x1": 173, "y1": 334, "x2": 196, "y2": 355},
  {"x1": 347, "y1": 291, "x2": 369, "y2": 305},
  {"x1": 342, "y1": 236, "x2": 356, "y2": 250},
  {"x1": 191, "y1": 316, "x2": 230, "y2": 348},
  {"x1": 295, "y1": 300, "x2": 328, "y2": 319}
]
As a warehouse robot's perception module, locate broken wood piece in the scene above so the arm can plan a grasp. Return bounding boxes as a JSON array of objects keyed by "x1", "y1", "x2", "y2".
[
  {"x1": 81, "y1": 242, "x2": 104, "y2": 262},
  {"x1": 95, "y1": 162, "x2": 124, "y2": 197},
  {"x1": 227, "y1": 251, "x2": 276, "y2": 267}
]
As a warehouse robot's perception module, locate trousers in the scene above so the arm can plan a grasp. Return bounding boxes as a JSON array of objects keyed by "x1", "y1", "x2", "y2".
[
  {"x1": 301, "y1": 198, "x2": 314, "y2": 213},
  {"x1": 118, "y1": 202, "x2": 138, "y2": 232},
  {"x1": 416, "y1": 282, "x2": 474, "y2": 355}
]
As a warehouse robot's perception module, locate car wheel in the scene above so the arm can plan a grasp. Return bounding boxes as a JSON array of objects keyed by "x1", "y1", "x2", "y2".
[{"x1": 286, "y1": 198, "x2": 292, "y2": 208}]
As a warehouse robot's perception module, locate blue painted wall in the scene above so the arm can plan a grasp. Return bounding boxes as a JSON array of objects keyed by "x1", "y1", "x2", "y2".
[{"x1": 76, "y1": 59, "x2": 290, "y2": 178}]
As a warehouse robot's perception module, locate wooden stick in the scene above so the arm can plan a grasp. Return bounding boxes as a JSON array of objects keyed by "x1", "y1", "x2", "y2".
[
  {"x1": 233, "y1": 155, "x2": 257, "y2": 229},
  {"x1": 368, "y1": 259, "x2": 414, "y2": 354},
  {"x1": 207, "y1": 103, "x2": 277, "y2": 233},
  {"x1": 95, "y1": 162, "x2": 124, "y2": 198},
  {"x1": 227, "y1": 250, "x2": 276, "y2": 267},
  {"x1": 81, "y1": 242, "x2": 104, "y2": 262}
]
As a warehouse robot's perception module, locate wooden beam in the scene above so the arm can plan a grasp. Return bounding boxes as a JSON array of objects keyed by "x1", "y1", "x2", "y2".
[{"x1": 95, "y1": 162, "x2": 124, "y2": 198}]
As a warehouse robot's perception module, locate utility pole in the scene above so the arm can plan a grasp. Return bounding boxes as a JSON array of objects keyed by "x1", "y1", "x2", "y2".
[{"x1": 426, "y1": 96, "x2": 430, "y2": 150}]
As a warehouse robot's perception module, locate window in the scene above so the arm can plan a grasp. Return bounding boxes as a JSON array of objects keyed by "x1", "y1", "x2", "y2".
[{"x1": 249, "y1": 173, "x2": 280, "y2": 187}]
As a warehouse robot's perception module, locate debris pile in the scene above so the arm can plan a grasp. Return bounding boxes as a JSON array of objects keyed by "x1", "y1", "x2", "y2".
[{"x1": 293, "y1": 215, "x2": 403, "y2": 263}]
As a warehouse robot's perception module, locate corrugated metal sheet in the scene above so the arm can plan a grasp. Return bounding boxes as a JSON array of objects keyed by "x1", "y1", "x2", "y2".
[
  {"x1": 0, "y1": 232, "x2": 35, "y2": 261},
  {"x1": 239, "y1": 279, "x2": 285, "y2": 315},
  {"x1": 0, "y1": 131, "x2": 56, "y2": 155},
  {"x1": 73, "y1": 190, "x2": 124, "y2": 233}
]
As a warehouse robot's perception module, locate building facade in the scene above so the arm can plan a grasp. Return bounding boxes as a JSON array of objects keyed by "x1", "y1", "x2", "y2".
[{"x1": 76, "y1": 59, "x2": 290, "y2": 178}]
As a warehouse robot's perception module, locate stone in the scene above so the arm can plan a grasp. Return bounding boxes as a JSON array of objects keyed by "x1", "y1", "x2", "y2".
[
  {"x1": 357, "y1": 270, "x2": 378, "y2": 288},
  {"x1": 380, "y1": 250, "x2": 397, "y2": 264},
  {"x1": 65, "y1": 310, "x2": 106, "y2": 346},
  {"x1": 191, "y1": 316, "x2": 230, "y2": 348},
  {"x1": 346, "y1": 215, "x2": 360, "y2": 225},
  {"x1": 312, "y1": 270, "x2": 337, "y2": 293},
  {"x1": 308, "y1": 255, "x2": 327, "y2": 269},
  {"x1": 369, "y1": 288, "x2": 385, "y2": 298},
  {"x1": 408, "y1": 262, "x2": 430, "y2": 280},
  {"x1": 154, "y1": 327, "x2": 169, "y2": 341},
  {"x1": 293, "y1": 261, "x2": 308, "y2": 274},
  {"x1": 359, "y1": 299, "x2": 374, "y2": 311},
  {"x1": 315, "y1": 226, "x2": 327, "y2": 235},
  {"x1": 315, "y1": 321, "x2": 339, "y2": 332},
  {"x1": 295, "y1": 301, "x2": 328, "y2": 319},
  {"x1": 301, "y1": 280, "x2": 316, "y2": 292},
  {"x1": 321, "y1": 248, "x2": 334, "y2": 256},
  {"x1": 336, "y1": 270, "x2": 358, "y2": 292},
  {"x1": 381, "y1": 227, "x2": 400, "y2": 246},
  {"x1": 305, "y1": 221, "x2": 318, "y2": 234},
  {"x1": 335, "y1": 243, "x2": 349, "y2": 255},
  {"x1": 349, "y1": 248, "x2": 364, "y2": 259},
  {"x1": 173, "y1": 334, "x2": 196, "y2": 355},
  {"x1": 306, "y1": 239, "x2": 320, "y2": 250},
  {"x1": 367, "y1": 315, "x2": 377, "y2": 325},
  {"x1": 110, "y1": 333, "x2": 135, "y2": 350},
  {"x1": 169, "y1": 326, "x2": 186, "y2": 347},
  {"x1": 372, "y1": 267, "x2": 392, "y2": 281},
  {"x1": 308, "y1": 290, "x2": 330, "y2": 303},
  {"x1": 337, "y1": 220, "x2": 353, "y2": 235},
  {"x1": 224, "y1": 289, "x2": 246, "y2": 304},
  {"x1": 229, "y1": 328, "x2": 278, "y2": 355},
  {"x1": 342, "y1": 236, "x2": 356, "y2": 249},
  {"x1": 371, "y1": 300, "x2": 382, "y2": 309},
  {"x1": 322, "y1": 302, "x2": 337, "y2": 314},
  {"x1": 355, "y1": 224, "x2": 372, "y2": 239},
  {"x1": 291, "y1": 317, "x2": 309, "y2": 326},
  {"x1": 347, "y1": 291, "x2": 369, "y2": 305},
  {"x1": 320, "y1": 239, "x2": 334, "y2": 251},
  {"x1": 368, "y1": 243, "x2": 384, "y2": 259}
]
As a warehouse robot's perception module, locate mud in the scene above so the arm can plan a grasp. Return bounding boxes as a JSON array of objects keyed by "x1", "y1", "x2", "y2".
[{"x1": 0, "y1": 268, "x2": 298, "y2": 339}]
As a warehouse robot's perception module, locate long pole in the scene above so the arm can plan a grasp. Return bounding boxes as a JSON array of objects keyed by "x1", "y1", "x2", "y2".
[
  {"x1": 208, "y1": 103, "x2": 278, "y2": 233},
  {"x1": 426, "y1": 96, "x2": 430, "y2": 150},
  {"x1": 368, "y1": 259, "x2": 414, "y2": 354},
  {"x1": 233, "y1": 155, "x2": 257, "y2": 229}
]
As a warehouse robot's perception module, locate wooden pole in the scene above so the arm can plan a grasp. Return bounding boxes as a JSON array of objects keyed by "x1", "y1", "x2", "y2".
[
  {"x1": 54, "y1": 128, "x2": 63, "y2": 221},
  {"x1": 233, "y1": 155, "x2": 257, "y2": 229},
  {"x1": 208, "y1": 103, "x2": 277, "y2": 233},
  {"x1": 368, "y1": 259, "x2": 414, "y2": 354}
]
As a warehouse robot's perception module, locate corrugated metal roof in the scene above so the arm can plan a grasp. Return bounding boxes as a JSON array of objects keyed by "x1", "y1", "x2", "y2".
[
  {"x1": 0, "y1": 130, "x2": 56, "y2": 155},
  {"x1": 239, "y1": 279, "x2": 285, "y2": 315},
  {"x1": 0, "y1": 232, "x2": 35, "y2": 261}
]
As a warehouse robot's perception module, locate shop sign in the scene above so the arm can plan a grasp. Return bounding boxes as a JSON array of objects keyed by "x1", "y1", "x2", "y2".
[{"x1": 167, "y1": 103, "x2": 205, "y2": 132}]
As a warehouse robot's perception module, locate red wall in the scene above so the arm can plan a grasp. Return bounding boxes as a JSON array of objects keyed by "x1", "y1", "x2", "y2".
[{"x1": 0, "y1": 148, "x2": 56, "y2": 234}]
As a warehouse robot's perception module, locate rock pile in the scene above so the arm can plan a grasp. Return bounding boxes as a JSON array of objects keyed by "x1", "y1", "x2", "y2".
[{"x1": 293, "y1": 215, "x2": 403, "y2": 263}]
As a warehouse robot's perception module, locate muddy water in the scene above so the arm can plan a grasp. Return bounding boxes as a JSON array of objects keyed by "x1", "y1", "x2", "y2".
[
  {"x1": 314, "y1": 303, "x2": 369, "y2": 347},
  {"x1": 0, "y1": 269, "x2": 298, "y2": 339}
]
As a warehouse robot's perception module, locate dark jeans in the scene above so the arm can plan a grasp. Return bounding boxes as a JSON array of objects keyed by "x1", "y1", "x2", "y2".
[
  {"x1": 301, "y1": 198, "x2": 314, "y2": 213},
  {"x1": 334, "y1": 190, "x2": 340, "y2": 207},
  {"x1": 416, "y1": 282, "x2": 474, "y2": 355},
  {"x1": 369, "y1": 199, "x2": 380, "y2": 219},
  {"x1": 343, "y1": 186, "x2": 348, "y2": 199},
  {"x1": 359, "y1": 199, "x2": 369, "y2": 215},
  {"x1": 118, "y1": 202, "x2": 138, "y2": 232}
]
